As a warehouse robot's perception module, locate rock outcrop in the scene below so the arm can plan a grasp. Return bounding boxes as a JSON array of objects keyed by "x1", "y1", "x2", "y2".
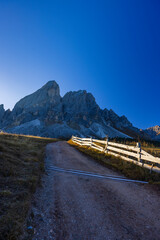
[
  {"x1": 0, "y1": 80, "x2": 152, "y2": 139},
  {"x1": 144, "y1": 126, "x2": 160, "y2": 141},
  {"x1": 0, "y1": 104, "x2": 5, "y2": 122}
]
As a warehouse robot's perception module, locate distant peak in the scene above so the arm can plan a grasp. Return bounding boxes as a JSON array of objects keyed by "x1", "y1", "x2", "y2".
[
  {"x1": 147, "y1": 125, "x2": 160, "y2": 130},
  {"x1": 66, "y1": 90, "x2": 87, "y2": 95},
  {"x1": 77, "y1": 90, "x2": 87, "y2": 94},
  {"x1": 0, "y1": 104, "x2": 4, "y2": 110},
  {"x1": 43, "y1": 80, "x2": 59, "y2": 88},
  {"x1": 47, "y1": 80, "x2": 57, "y2": 84}
]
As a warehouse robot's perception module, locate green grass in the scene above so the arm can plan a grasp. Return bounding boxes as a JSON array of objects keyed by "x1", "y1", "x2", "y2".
[
  {"x1": 0, "y1": 133, "x2": 57, "y2": 240},
  {"x1": 68, "y1": 140, "x2": 160, "y2": 184}
]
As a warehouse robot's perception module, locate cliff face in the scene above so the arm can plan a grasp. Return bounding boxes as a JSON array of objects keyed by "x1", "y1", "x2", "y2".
[
  {"x1": 12, "y1": 81, "x2": 61, "y2": 124},
  {"x1": 62, "y1": 90, "x2": 102, "y2": 128},
  {"x1": 0, "y1": 80, "x2": 148, "y2": 139},
  {"x1": 13, "y1": 81, "x2": 61, "y2": 112}
]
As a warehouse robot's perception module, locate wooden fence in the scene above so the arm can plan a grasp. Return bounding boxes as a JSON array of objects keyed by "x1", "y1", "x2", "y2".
[{"x1": 71, "y1": 136, "x2": 160, "y2": 173}]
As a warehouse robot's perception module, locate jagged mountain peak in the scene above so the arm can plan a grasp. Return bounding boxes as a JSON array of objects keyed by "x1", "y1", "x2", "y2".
[
  {"x1": 13, "y1": 81, "x2": 61, "y2": 113},
  {"x1": 62, "y1": 89, "x2": 99, "y2": 115},
  {"x1": 0, "y1": 104, "x2": 5, "y2": 112},
  {"x1": 0, "y1": 104, "x2": 5, "y2": 121},
  {"x1": 63, "y1": 89, "x2": 96, "y2": 103},
  {"x1": 42, "y1": 80, "x2": 59, "y2": 90},
  {"x1": 0, "y1": 80, "x2": 148, "y2": 140},
  {"x1": 0, "y1": 104, "x2": 4, "y2": 112},
  {"x1": 143, "y1": 125, "x2": 160, "y2": 141},
  {"x1": 64, "y1": 89, "x2": 90, "y2": 96},
  {"x1": 147, "y1": 125, "x2": 160, "y2": 131}
]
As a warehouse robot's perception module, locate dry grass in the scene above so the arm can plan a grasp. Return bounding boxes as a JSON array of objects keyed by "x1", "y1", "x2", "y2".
[
  {"x1": 142, "y1": 147, "x2": 160, "y2": 158},
  {"x1": 110, "y1": 137, "x2": 160, "y2": 157},
  {"x1": 68, "y1": 140, "x2": 160, "y2": 184},
  {"x1": 0, "y1": 133, "x2": 57, "y2": 240}
]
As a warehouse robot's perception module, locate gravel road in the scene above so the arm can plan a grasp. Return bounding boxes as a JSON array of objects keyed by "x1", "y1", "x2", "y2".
[{"x1": 31, "y1": 141, "x2": 160, "y2": 240}]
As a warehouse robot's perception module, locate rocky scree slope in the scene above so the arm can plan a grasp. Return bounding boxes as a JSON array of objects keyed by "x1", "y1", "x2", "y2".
[{"x1": 0, "y1": 81, "x2": 150, "y2": 139}]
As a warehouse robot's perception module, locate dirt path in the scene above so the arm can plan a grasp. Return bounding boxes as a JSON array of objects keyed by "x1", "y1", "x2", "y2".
[{"x1": 31, "y1": 141, "x2": 160, "y2": 240}]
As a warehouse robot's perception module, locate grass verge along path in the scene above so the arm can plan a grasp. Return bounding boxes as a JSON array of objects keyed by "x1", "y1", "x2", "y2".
[
  {"x1": 0, "y1": 133, "x2": 57, "y2": 240},
  {"x1": 68, "y1": 140, "x2": 160, "y2": 184}
]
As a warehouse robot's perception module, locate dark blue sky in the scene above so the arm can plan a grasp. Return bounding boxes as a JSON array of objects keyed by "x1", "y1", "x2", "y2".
[{"x1": 0, "y1": 0, "x2": 159, "y2": 129}]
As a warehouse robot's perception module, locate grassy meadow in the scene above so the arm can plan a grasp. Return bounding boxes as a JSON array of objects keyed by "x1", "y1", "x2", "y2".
[{"x1": 0, "y1": 133, "x2": 57, "y2": 240}]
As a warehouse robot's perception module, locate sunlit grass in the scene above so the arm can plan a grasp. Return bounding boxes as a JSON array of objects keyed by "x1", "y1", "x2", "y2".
[
  {"x1": 68, "y1": 139, "x2": 160, "y2": 184},
  {"x1": 0, "y1": 131, "x2": 55, "y2": 140},
  {"x1": 110, "y1": 137, "x2": 160, "y2": 157}
]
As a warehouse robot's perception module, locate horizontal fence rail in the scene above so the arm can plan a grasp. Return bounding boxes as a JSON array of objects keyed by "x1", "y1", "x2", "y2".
[{"x1": 71, "y1": 136, "x2": 160, "y2": 174}]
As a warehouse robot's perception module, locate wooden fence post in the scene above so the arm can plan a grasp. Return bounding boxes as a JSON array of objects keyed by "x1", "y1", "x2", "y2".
[
  {"x1": 104, "y1": 137, "x2": 108, "y2": 154},
  {"x1": 80, "y1": 137, "x2": 82, "y2": 146},
  {"x1": 90, "y1": 137, "x2": 92, "y2": 148},
  {"x1": 137, "y1": 142, "x2": 141, "y2": 162}
]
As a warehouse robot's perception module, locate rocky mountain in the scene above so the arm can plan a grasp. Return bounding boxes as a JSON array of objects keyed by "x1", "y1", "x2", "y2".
[
  {"x1": 144, "y1": 126, "x2": 160, "y2": 141},
  {"x1": 0, "y1": 81, "x2": 152, "y2": 139},
  {"x1": 0, "y1": 105, "x2": 5, "y2": 122}
]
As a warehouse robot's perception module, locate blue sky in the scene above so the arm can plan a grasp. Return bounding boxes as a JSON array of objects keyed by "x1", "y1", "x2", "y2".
[{"x1": 0, "y1": 0, "x2": 159, "y2": 129}]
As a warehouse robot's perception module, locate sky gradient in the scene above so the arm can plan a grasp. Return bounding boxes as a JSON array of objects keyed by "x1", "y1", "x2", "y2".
[{"x1": 0, "y1": 0, "x2": 160, "y2": 129}]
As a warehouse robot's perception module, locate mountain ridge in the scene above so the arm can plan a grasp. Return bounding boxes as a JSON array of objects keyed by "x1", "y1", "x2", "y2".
[{"x1": 0, "y1": 81, "x2": 157, "y2": 140}]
